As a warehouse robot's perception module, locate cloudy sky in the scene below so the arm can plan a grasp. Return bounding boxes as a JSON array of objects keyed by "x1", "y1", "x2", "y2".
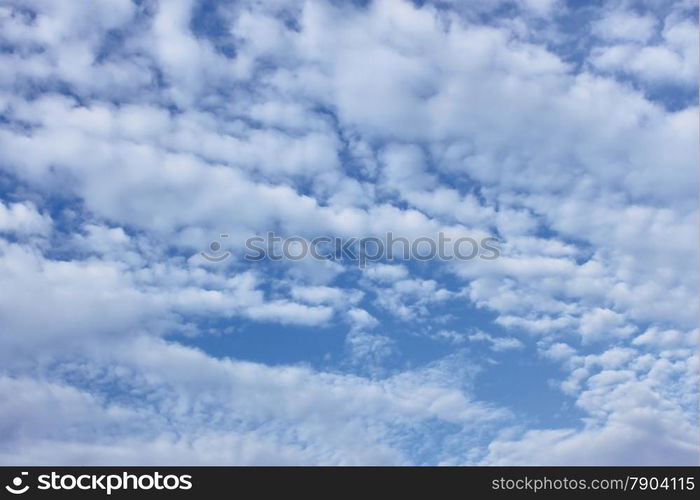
[{"x1": 0, "y1": 0, "x2": 697, "y2": 465}]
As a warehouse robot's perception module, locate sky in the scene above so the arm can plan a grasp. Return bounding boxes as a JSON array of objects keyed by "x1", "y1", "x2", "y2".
[{"x1": 0, "y1": 0, "x2": 697, "y2": 465}]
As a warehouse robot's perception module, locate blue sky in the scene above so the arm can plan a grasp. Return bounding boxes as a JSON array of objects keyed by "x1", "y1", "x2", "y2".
[{"x1": 0, "y1": 0, "x2": 697, "y2": 465}]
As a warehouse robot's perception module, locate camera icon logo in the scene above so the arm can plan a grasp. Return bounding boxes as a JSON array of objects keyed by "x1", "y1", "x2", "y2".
[
  {"x1": 5, "y1": 472, "x2": 29, "y2": 495},
  {"x1": 200, "y1": 234, "x2": 231, "y2": 262}
]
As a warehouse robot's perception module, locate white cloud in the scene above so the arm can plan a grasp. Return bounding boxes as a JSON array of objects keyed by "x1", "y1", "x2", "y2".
[
  {"x1": 0, "y1": 0, "x2": 696, "y2": 465},
  {"x1": 589, "y1": 15, "x2": 698, "y2": 87},
  {"x1": 484, "y1": 410, "x2": 698, "y2": 465},
  {"x1": 363, "y1": 263, "x2": 409, "y2": 283},
  {"x1": 469, "y1": 330, "x2": 524, "y2": 352},
  {"x1": 0, "y1": 201, "x2": 52, "y2": 236},
  {"x1": 593, "y1": 9, "x2": 657, "y2": 43},
  {"x1": 578, "y1": 308, "x2": 636, "y2": 344},
  {"x1": 0, "y1": 338, "x2": 509, "y2": 464}
]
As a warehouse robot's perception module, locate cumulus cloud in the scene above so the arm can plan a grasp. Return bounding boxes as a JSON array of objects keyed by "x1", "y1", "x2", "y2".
[
  {"x1": 0, "y1": 0, "x2": 696, "y2": 465},
  {"x1": 0, "y1": 201, "x2": 52, "y2": 236}
]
